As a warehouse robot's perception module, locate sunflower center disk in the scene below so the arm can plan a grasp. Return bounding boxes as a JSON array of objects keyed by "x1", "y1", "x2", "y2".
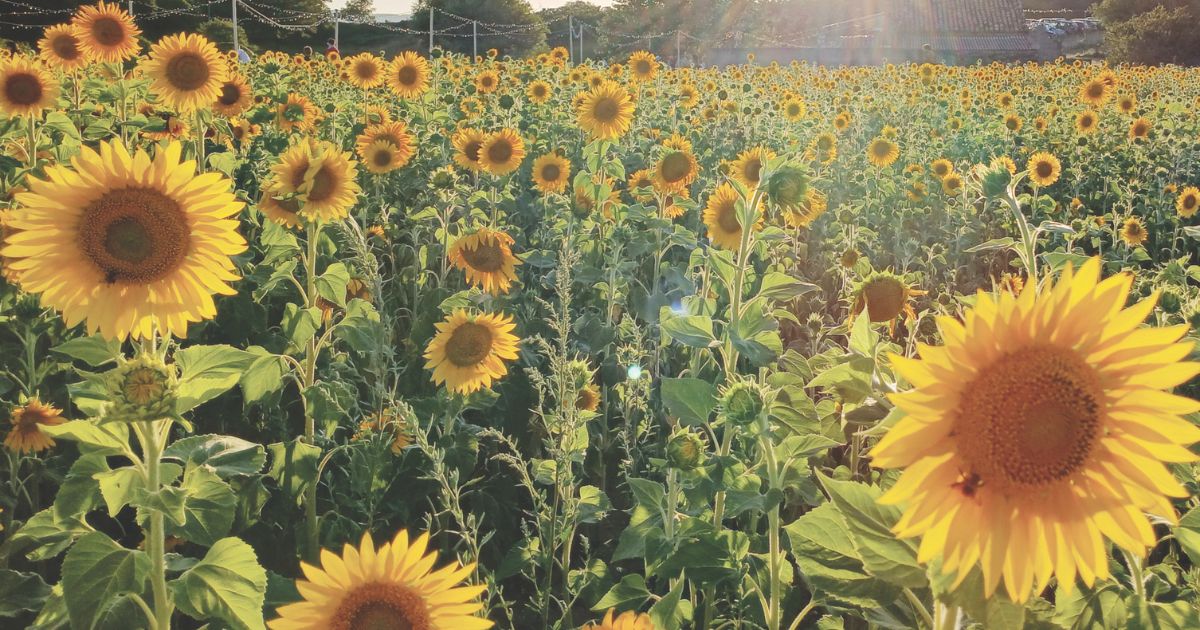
[
  {"x1": 79, "y1": 188, "x2": 190, "y2": 285},
  {"x1": 742, "y1": 159, "x2": 762, "y2": 184},
  {"x1": 445, "y1": 322, "x2": 494, "y2": 367},
  {"x1": 218, "y1": 84, "x2": 240, "y2": 105},
  {"x1": 165, "y1": 52, "x2": 211, "y2": 91},
  {"x1": 372, "y1": 148, "x2": 393, "y2": 168},
  {"x1": 1036, "y1": 161, "x2": 1054, "y2": 179},
  {"x1": 461, "y1": 240, "x2": 506, "y2": 273},
  {"x1": 486, "y1": 141, "x2": 513, "y2": 165},
  {"x1": 716, "y1": 201, "x2": 741, "y2": 233},
  {"x1": 5, "y1": 73, "x2": 43, "y2": 106},
  {"x1": 397, "y1": 65, "x2": 418, "y2": 85},
  {"x1": 333, "y1": 583, "x2": 431, "y2": 630},
  {"x1": 955, "y1": 346, "x2": 1102, "y2": 491},
  {"x1": 660, "y1": 152, "x2": 691, "y2": 183},
  {"x1": 93, "y1": 18, "x2": 125, "y2": 46},
  {"x1": 306, "y1": 166, "x2": 337, "y2": 203},
  {"x1": 862, "y1": 277, "x2": 906, "y2": 322},
  {"x1": 592, "y1": 97, "x2": 619, "y2": 123},
  {"x1": 53, "y1": 36, "x2": 80, "y2": 61}
]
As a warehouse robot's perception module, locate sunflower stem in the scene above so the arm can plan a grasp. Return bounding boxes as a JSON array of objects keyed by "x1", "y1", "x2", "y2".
[
  {"x1": 931, "y1": 601, "x2": 958, "y2": 630},
  {"x1": 138, "y1": 419, "x2": 174, "y2": 630},
  {"x1": 301, "y1": 220, "x2": 323, "y2": 562}
]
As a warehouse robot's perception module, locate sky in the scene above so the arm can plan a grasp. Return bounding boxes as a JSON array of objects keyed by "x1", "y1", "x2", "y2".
[{"x1": 327, "y1": 0, "x2": 615, "y2": 14}]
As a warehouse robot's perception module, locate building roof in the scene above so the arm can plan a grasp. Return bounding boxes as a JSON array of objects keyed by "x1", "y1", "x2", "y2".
[{"x1": 889, "y1": 0, "x2": 1027, "y2": 33}]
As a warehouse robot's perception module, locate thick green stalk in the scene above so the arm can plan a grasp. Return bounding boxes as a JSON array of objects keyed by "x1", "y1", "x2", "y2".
[
  {"x1": 139, "y1": 420, "x2": 173, "y2": 630},
  {"x1": 302, "y1": 221, "x2": 321, "y2": 562}
]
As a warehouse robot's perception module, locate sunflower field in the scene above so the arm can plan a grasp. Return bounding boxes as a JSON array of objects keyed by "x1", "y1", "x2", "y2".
[{"x1": 3, "y1": 3, "x2": 1200, "y2": 629}]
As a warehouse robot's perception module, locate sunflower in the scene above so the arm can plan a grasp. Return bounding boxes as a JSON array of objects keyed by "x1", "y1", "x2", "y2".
[
  {"x1": 142, "y1": 113, "x2": 190, "y2": 141},
  {"x1": 1128, "y1": 117, "x2": 1151, "y2": 141},
  {"x1": 873, "y1": 258, "x2": 1200, "y2": 602},
  {"x1": 424, "y1": 310, "x2": 520, "y2": 394},
  {"x1": 576, "y1": 384, "x2": 601, "y2": 412},
  {"x1": 212, "y1": 73, "x2": 252, "y2": 117},
  {"x1": 1026, "y1": 151, "x2": 1061, "y2": 187},
  {"x1": 1120, "y1": 216, "x2": 1147, "y2": 247},
  {"x1": 930, "y1": 158, "x2": 954, "y2": 178},
  {"x1": 577, "y1": 80, "x2": 635, "y2": 140},
  {"x1": 355, "y1": 121, "x2": 414, "y2": 168},
  {"x1": 703, "y1": 182, "x2": 761, "y2": 251},
  {"x1": 583, "y1": 609, "x2": 653, "y2": 630},
  {"x1": 477, "y1": 128, "x2": 525, "y2": 176},
  {"x1": 361, "y1": 141, "x2": 406, "y2": 175},
  {"x1": 276, "y1": 93, "x2": 318, "y2": 133},
  {"x1": 448, "y1": 228, "x2": 521, "y2": 295},
  {"x1": 386, "y1": 51, "x2": 429, "y2": 99},
  {"x1": 866, "y1": 137, "x2": 899, "y2": 168},
  {"x1": 475, "y1": 70, "x2": 499, "y2": 94},
  {"x1": 1176, "y1": 186, "x2": 1200, "y2": 218},
  {"x1": 142, "y1": 33, "x2": 228, "y2": 113},
  {"x1": 38, "y1": 24, "x2": 87, "y2": 72},
  {"x1": 941, "y1": 173, "x2": 964, "y2": 196},
  {"x1": 848, "y1": 270, "x2": 925, "y2": 333},
  {"x1": 653, "y1": 149, "x2": 698, "y2": 193},
  {"x1": 730, "y1": 146, "x2": 776, "y2": 190},
  {"x1": 0, "y1": 57, "x2": 59, "y2": 119},
  {"x1": 662, "y1": 190, "x2": 690, "y2": 219},
  {"x1": 679, "y1": 83, "x2": 699, "y2": 108},
  {"x1": 1003, "y1": 113, "x2": 1022, "y2": 132},
  {"x1": 268, "y1": 529, "x2": 492, "y2": 630},
  {"x1": 270, "y1": 139, "x2": 361, "y2": 223},
  {"x1": 1075, "y1": 110, "x2": 1098, "y2": 135},
  {"x1": 363, "y1": 104, "x2": 391, "y2": 126},
  {"x1": 781, "y1": 188, "x2": 827, "y2": 229},
  {"x1": 72, "y1": 1, "x2": 141, "y2": 63},
  {"x1": 1, "y1": 140, "x2": 246, "y2": 340},
  {"x1": 663, "y1": 132, "x2": 692, "y2": 153},
  {"x1": 1116, "y1": 93, "x2": 1136, "y2": 114},
  {"x1": 258, "y1": 184, "x2": 303, "y2": 229},
  {"x1": 626, "y1": 169, "x2": 655, "y2": 203},
  {"x1": 354, "y1": 408, "x2": 413, "y2": 455},
  {"x1": 5, "y1": 399, "x2": 65, "y2": 455},
  {"x1": 810, "y1": 132, "x2": 837, "y2": 163},
  {"x1": 781, "y1": 96, "x2": 806, "y2": 121},
  {"x1": 1078, "y1": 76, "x2": 1111, "y2": 106},
  {"x1": 526, "y1": 79, "x2": 551, "y2": 104},
  {"x1": 452, "y1": 127, "x2": 487, "y2": 172},
  {"x1": 628, "y1": 51, "x2": 658, "y2": 82},
  {"x1": 531, "y1": 153, "x2": 571, "y2": 195},
  {"x1": 346, "y1": 53, "x2": 384, "y2": 89}
]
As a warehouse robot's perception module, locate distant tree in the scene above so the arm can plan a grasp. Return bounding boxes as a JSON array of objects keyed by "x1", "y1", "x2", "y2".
[
  {"x1": 538, "y1": 1, "x2": 609, "y2": 59},
  {"x1": 339, "y1": 0, "x2": 376, "y2": 23},
  {"x1": 1095, "y1": 0, "x2": 1200, "y2": 65},
  {"x1": 197, "y1": 19, "x2": 252, "y2": 53},
  {"x1": 410, "y1": 0, "x2": 546, "y2": 58}
]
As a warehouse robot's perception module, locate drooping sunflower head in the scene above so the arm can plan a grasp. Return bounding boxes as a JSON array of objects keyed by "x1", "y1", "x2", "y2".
[
  {"x1": 653, "y1": 149, "x2": 699, "y2": 193},
  {"x1": 2, "y1": 140, "x2": 246, "y2": 340},
  {"x1": 141, "y1": 33, "x2": 228, "y2": 113},
  {"x1": 531, "y1": 153, "x2": 571, "y2": 195},
  {"x1": 71, "y1": 1, "x2": 141, "y2": 63},
  {"x1": 873, "y1": 258, "x2": 1200, "y2": 602},
  {"x1": 849, "y1": 270, "x2": 925, "y2": 331},
  {"x1": 866, "y1": 137, "x2": 899, "y2": 168},
  {"x1": 628, "y1": 50, "x2": 658, "y2": 82},
  {"x1": 730, "y1": 146, "x2": 776, "y2": 190},
  {"x1": 0, "y1": 57, "x2": 59, "y2": 119},
  {"x1": 268, "y1": 529, "x2": 493, "y2": 630},
  {"x1": 424, "y1": 310, "x2": 521, "y2": 395},
  {"x1": 703, "y1": 182, "x2": 761, "y2": 251},
  {"x1": 212, "y1": 73, "x2": 252, "y2": 117},
  {"x1": 387, "y1": 51, "x2": 429, "y2": 99},
  {"x1": 346, "y1": 53, "x2": 384, "y2": 89},
  {"x1": 583, "y1": 609, "x2": 654, "y2": 630},
  {"x1": 4, "y1": 398, "x2": 65, "y2": 454},
  {"x1": 447, "y1": 228, "x2": 521, "y2": 295},
  {"x1": 1120, "y1": 216, "x2": 1147, "y2": 247},
  {"x1": 781, "y1": 188, "x2": 827, "y2": 229},
  {"x1": 38, "y1": 24, "x2": 87, "y2": 71},
  {"x1": 1176, "y1": 186, "x2": 1200, "y2": 218},
  {"x1": 478, "y1": 128, "x2": 525, "y2": 177},
  {"x1": 1026, "y1": 151, "x2": 1061, "y2": 187},
  {"x1": 577, "y1": 80, "x2": 635, "y2": 140}
]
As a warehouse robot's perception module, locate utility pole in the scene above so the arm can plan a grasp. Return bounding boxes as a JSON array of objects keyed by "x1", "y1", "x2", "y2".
[
  {"x1": 676, "y1": 30, "x2": 681, "y2": 67},
  {"x1": 128, "y1": 1, "x2": 133, "y2": 16},
  {"x1": 472, "y1": 21, "x2": 477, "y2": 61},
  {"x1": 568, "y1": 16, "x2": 574, "y2": 65},
  {"x1": 334, "y1": 11, "x2": 339, "y2": 51},
  {"x1": 231, "y1": 0, "x2": 239, "y2": 54},
  {"x1": 429, "y1": 7, "x2": 434, "y2": 53}
]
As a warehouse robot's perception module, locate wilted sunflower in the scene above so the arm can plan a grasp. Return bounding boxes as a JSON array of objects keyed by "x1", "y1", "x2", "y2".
[
  {"x1": 452, "y1": 127, "x2": 487, "y2": 172},
  {"x1": 1026, "y1": 151, "x2": 1061, "y2": 186},
  {"x1": 388, "y1": 51, "x2": 429, "y2": 99},
  {"x1": 583, "y1": 609, "x2": 653, "y2": 630},
  {"x1": 866, "y1": 137, "x2": 899, "y2": 167},
  {"x1": 212, "y1": 73, "x2": 252, "y2": 117},
  {"x1": 72, "y1": 1, "x2": 141, "y2": 63},
  {"x1": 654, "y1": 149, "x2": 698, "y2": 193},
  {"x1": 730, "y1": 146, "x2": 776, "y2": 190},
  {"x1": 38, "y1": 24, "x2": 87, "y2": 72},
  {"x1": 346, "y1": 53, "x2": 384, "y2": 89},
  {"x1": 1176, "y1": 186, "x2": 1200, "y2": 218},
  {"x1": 1, "y1": 140, "x2": 246, "y2": 340},
  {"x1": 355, "y1": 121, "x2": 414, "y2": 169},
  {"x1": 526, "y1": 79, "x2": 551, "y2": 104},
  {"x1": 848, "y1": 270, "x2": 925, "y2": 333},
  {"x1": 873, "y1": 258, "x2": 1200, "y2": 602},
  {"x1": 448, "y1": 227, "x2": 521, "y2": 295},
  {"x1": 577, "y1": 80, "x2": 635, "y2": 140},
  {"x1": 531, "y1": 153, "x2": 571, "y2": 195},
  {"x1": 142, "y1": 33, "x2": 228, "y2": 112},
  {"x1": 271, "y1": 139, "x2": 361, "y2": 223},
  {"x1": 477, "y1": 128, "x2": 525, "y2": 176},
  {"x1": 703, "y1": 182, "x2": 761, "y2": 251},
  {"x1": 5, "y1": 399, "x2": 65, "y2": 454},
  {"x1": 0, "y1": 57, "x2": 59, "y2": 119},
  {"x1": 424, "y1": 310, "x2": 520, "y2": 394},
  {"x1": 268, "y1": 530, "x2": 493, "y2": 630},
  {"x1": 276, "y1": 93, "x2": 318, "y2": 133},
  {"x1": 1120, "y1": 216, "x2": 1147, "y2": 247},
  {"x1": 628, "y1": 50, "x2": 658, "y2": 82},
  {"x1": 1075, "y1": 110, "x2": 1098, "y2": 135}
]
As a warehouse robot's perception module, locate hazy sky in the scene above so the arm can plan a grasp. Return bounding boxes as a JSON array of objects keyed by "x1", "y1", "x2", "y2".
[{"x1": 327, "y1": 0, "x2": 615, "y2": 13}]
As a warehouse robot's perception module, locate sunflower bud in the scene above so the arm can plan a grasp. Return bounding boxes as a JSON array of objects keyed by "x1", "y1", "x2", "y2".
[
  {"x1": 666, "y1": 429, "x2": 706, "y2": 470},
  {"x1": 766, "y1": 163, "x2": 809, "y2": 210},
  {"x1": 979, "y1": 161, "x2": 1012, "y2": 197},
  {"x1": 1160, "y1": 287, "x2": 1183, "y2": 314},
  {"x1": 103, "y1": 353, "x2": 178, "y2": 423},
  {"x1": 720, "y1": 380, "x2": 767, "y2": 426}
]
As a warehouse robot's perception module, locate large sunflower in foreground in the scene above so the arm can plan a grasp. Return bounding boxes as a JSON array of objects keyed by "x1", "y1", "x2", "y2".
[
  {"x1": 873, "y1": 258, "x2": 1200, "y2": 602},
  {"x1": 5, "y1": 399, "x2": 65, "y2": 455},
  {"x1": 477, "y1": 128, "x2": 525, "y2": 176},
  {"x1": 388, "y1": 51, "x2": 429, "y2": 99},
  {"x1": 213, "y1": 74, "x2": 253, "y2": 117},
  {"x1": 268, "y1": 530, "x2": 493, "y2": 630},
  {"x1": 1, "y1": 140, "x2": 246, "y2": 340},
  {"x1": 142, "y1": 33, "x2": 229, "y2": 113},
  {"x1": 703, "y1": 182, "x2": 761, "y2": 251},
  {"x1": 0, "y1": 57, "x2": 59, "y2": 119},
  {"x1": 270, "y1": 139, "x2": 361, "y2": 223},
  {"x1": 38, "y1": 24, "x2": 87, "y2": 72},
  {"x1": 583, "y1": 609, "x2": 654, "y2": 630},
  {"x1": 71, "y1": 1, "x2": 142, "y2": 63},
  {"x1": 424, "y1": 310, "x2": 520, "y2": 395},
  {"x1": 448, "y1": 228, "x2": 521, "y2": 295},
  {"x1": 577, "y1": 80, "x2": 635, "y2": 140}
]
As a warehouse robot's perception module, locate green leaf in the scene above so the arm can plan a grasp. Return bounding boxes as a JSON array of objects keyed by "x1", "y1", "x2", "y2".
[
  {"x1": 784, "y1": 503, "x2": 899, "y2": 609},
  {"x1": 964, "y1": 237, "x2": 1016, "y2": 253},
  {"x1": 1128, "y1": 600, "x2": 1200, "y2": 630},
  {"x1": 240, "y1": 348, "x2": 287, "y2": 405},
  {"x1": 578, "y1": 485, "x2": 610, "y2": 524},
  {"x1": 53, "y1": 454, "x2": 109, "y2": 522},
  {"x1": 816, "y1": 473, "x2": 924, "y2": 588},
  {"x1": 660, "y1": 377, "x2": 718, "y2": 426},
  {"x1": 259, "y1": 220, "x2": 300, "y2": 266},
  {"x1": 757, "y1": 272, "x2": 819, "y2": 302},
  {"x1": 174, "y1": 345, "x2": 255, "y2": 414},
  {"x1": 627, "y1": 477, "x2": 665, "y2": 510},
  {"x1": 281, "y1": 304, "x2": 321, "y2": 352},
  {"x1": 0, "y1": 569, "x2": 51, "y2": 617},
  {"x1": 51, "y1": 336, "x2": 120, "y2": 367},
  {"x1": 164, "y1": 434, "x2": 266, "y2": 479},
  {"x1": 267, "y1": 439, "x2": 322, "y2": 505},
  {"x1": 167, "y1": 467, "x2": 236, "y2": 547},
  {"x1": 1175, "y1": 506, "x2": 1200, "y2": 565},
  {"x1": 649, "y1": 573, "x2": 693, "y2": 630},
  {"x1": 41, "y1": 421, "x2": 129, "y2": 456},
  {"x1": 43, "y1": 111, "x2": 81, "y2": 142},
  {"x1": 169, "y1": 537, "x2": 267, "y2": 630},
  {"x1": 94, "y1": 465, "x2": 145, "y2": 517},
  {"x1": 314, "y1": 262, "x2": 351, "y2": 308},
  {"x1": 0, "y1": 508, "x2": 92, "y2": 563},
  {"x1": 134, "y1": 485, "x2": 189, "y2": 528},
  {"x1": 1053, "y1": 584, "x2": 1127, "y2": 628},
  {"x1": 848, "y1": 311, "x2": 879, "y2": 356},
  {"x1": 591, "y1": 574, "x2": 650, "y2": 611},
  {"x1": 335, "y1": 299, "x2": 383, "y2": 353},
  {"x1": 252, "y1": 260, "x2": 298, "y2": 301},
  {"x1": 61, "y1": 533, "x2": 150, "y2": 630},
  {"x1": 659, "y1": 308, "x2": 718, "y2": 348}
]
